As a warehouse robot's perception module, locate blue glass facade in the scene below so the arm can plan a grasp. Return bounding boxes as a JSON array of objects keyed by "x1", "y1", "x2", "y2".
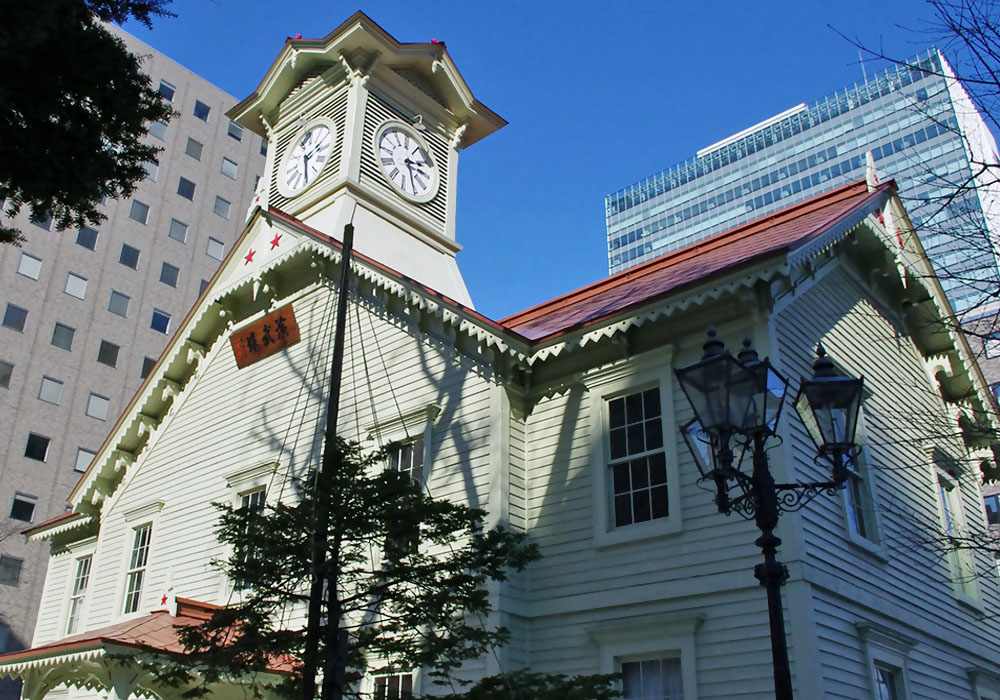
[{"x1": 605, "y1": 49, "x2": 1000, "y2": 315}]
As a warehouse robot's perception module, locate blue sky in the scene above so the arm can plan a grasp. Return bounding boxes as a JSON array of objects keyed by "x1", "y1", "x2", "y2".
[{"x1": 124, "y1": 1, "x2": 952, "y2": 319}]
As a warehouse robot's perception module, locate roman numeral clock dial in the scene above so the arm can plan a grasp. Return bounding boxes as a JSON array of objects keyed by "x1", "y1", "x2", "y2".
[
  {"x1": 374, "y1": 122, "x2": 439, "y2": 203},
  {"x1": 278, "y1": 120, "x2": 335, "y2": 198}
]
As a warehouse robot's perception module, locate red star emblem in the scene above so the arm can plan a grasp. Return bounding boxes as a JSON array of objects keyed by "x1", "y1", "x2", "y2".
[
  {"x1": 270, "y1": 233, "x2": 282, "y2": 250},
  {"x1": 161, "y1": 594, "x2": 168, "y2": 605},
  {"x1": 244, "y1": 249, "x2": 256, "y2": 265}
]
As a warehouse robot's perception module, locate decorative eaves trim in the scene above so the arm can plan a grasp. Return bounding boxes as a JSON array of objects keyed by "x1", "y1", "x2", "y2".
[
  {"x1": 25, "y1": 514, "x2": 95, "y2": 543},
  {"x1": 365, "y1": 403, "x2": 442, "y2": 442},
  {"x1": 0, "y1": 647, "x2": 105, "y2": 677}
]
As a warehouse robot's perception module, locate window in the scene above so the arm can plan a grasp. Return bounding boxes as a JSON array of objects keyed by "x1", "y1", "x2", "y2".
[
  {"x1": 185, "y1": 138, "x2": 203, "y2": 161},
  {"x1": 0, "y1": 557, "x2": 22, "y2": 587},
  {"x1": 373, "y1": 673, "x2": 413, "y2": 700},
  {"x1": 74, "y1": 448, "x2": 96, "y2": 473},
  {"x1": 168, "y1": 218, "x2": 188, "y2": 243},
  {"x1": 60, "y1": 277, "x2": 86, "y2": 306},
  {"x1": 129, "y1": 200, "x2": 149, "y2": 224},
  {"x1": 0, "y1": 360, "x2": 12, "y2": 388},
  {"x1": 147, "y1": 120, "x2": 167, "y2": 140},
  {"x1": 86, "y1": 393, "x2": 110, "y2": 421},
  {"x1": 76, "y1": 226, "x2": 98, "y2": 250},
  {"x1": 140, "y1": 356, "x2": 156, "y2": 379},
  {"x1": 38, "y1": 376, "x2": 63, "y2": 404},
  {"x1": 857, "y1": 622, "x2": 913, "y2": 700},
  {"x1": 621, "y1": 658, "x2": 682, "y2": 700},
  {"x1": 9, "y1": 494, "x2": 37, "y2": 522},
  {"x1": 160, "y1": 262, "x2": 179, "y2": 288},
  {"x1": 608, "y1": 388, "x2": 667, "y2": 527},
  {"x1": 25, "y1": 433, "x2": 50, "y2": 461},
  {"x1": 260, "y1": 136, "x2": 268, "y2": 156},
  {"x1": 17, "y1": 253, "x2": 42, "y2": 280},
  {"x1": 108, "y1": 290, "x2": 130, "y2": 317},
  {"x1": 227, "y1": 120, "x2": 244, "y2": 141},
  {"x1": 3, "y1": 304, "x2": 27, "y2": 332},
  {"x1": 193, "y1": 99, "x2": 211, "y2": 121},
  {"x1": 938, "y1": 472, "x2": 978, "y2": 600},
  {"x1": 119, "y1": 243, "x2": 140, "y2": 269},
  {"x1": 206, "y1": 237, "x2": 225, "y2": 260},
  {"x1": 221, "y1": 157, "x2": 238, "y2": 179},
  {"x1": 143, "y1": 161, "x2": 158, "y2": 182},
  {"x1": 234, "y1": 488, "x2": 266, "y2": 589},
  {"x1": 97, "y1": 340, "x2": 120, "y2": 368},
  {"x1": 985, "y1": 493, "x2": 1000, "y2": 525},
  {"x1": 65, "y1": 555, "x2": 93, "y2": 634},
  {"x1": 387, "y1": 438, "x2": 424, "y2": 487},
  {"x1": 123, "y1": 524, "x2": 152, "y2": 614},
  {"x1": 150, "y1": 309, "x2": 170, "y2": 334},
  {"x1": 874, "y1": 663, "x2": 903, "y2": 700},
  {"x1": 177, "y1": 177, "x2": 196, "y2": 200},
  {"x1": 843, "y1": 414, "x2": 879, "y2": 544},
  {"x1": 157, "y1": 79, "x2": 175, "y2": 101},
  {"x1": 33, "y1": 213, "x2": 52, "y2": 230},
  {"x1": 51, "y1": 322, "x2": 75, "y2": 350},
  {"x1": 199, "y1": 279, "x2": 209, "y2": 295},
  {"x1": 213, "y1": 196, "x2": 231, "y2": 219}
]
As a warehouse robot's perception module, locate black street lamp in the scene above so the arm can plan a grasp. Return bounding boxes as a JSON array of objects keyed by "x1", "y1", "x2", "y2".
[{"x1": 675, "y1": 328, "x2": 864, "y2": 700}]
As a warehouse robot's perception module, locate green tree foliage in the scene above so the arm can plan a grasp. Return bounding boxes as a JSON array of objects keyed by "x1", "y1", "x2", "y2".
[
  {"x1": 0, "y1": 0, "x2": 174, "y2": 244},
  {"x1": 152, "y1": 439, "x2": 617, "y2": 700}
]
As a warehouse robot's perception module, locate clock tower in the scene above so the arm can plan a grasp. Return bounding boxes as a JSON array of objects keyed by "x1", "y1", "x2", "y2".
[{"x1": 229, "y1": 12, "x2": 505, "y2": 307}]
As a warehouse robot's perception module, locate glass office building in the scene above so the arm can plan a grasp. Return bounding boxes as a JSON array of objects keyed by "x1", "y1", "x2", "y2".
[{"x1": 605, "y1": 49, "x2": 1000, "y2": 316}]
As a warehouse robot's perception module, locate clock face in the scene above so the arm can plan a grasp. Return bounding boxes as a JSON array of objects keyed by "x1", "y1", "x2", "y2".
[
  {"x1": 375, "y1": 124, "x2": 439, "y2": 202},
  {"x1": 282, "y1": 123, "x2": 334, "y2": 195}
]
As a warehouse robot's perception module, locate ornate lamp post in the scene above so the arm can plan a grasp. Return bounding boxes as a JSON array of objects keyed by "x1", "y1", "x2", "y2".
[{"x1": 675, "y1": 328, "x2": 864, "y2": 700}]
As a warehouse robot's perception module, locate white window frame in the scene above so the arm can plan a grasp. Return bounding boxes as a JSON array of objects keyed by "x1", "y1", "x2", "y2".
[
  {"x1": 222, "y1": 461, "x2": 279, "y2": 597},
  {"x1": 856, "y1": 621, "x2": 915, "y2": 700},
  {"x1": 841, "y1": 409, "x2": 886, "y2": 556},
  {"x1": 65, "y1": 552, "x2": 94, "y2": 634},
  {"x1": 935, "y1": 466, "x2": 981, "y2": 606},
  {"x1": 364, "y1": 403, "x2": 441, "y2": 490},
  {"x1": 206, "y1": 237, "x2": 225, "y2": 261},
  {"x1": 586, "y1": 353, "x2": 681, "y2": 547},
  {"x1": 213, "y1": 196, "x2": 231, "y2": 219},
  {"x1": 117, "y1": 501, "x2": 163, "y2": 618},
  {"x1": 368, "y1": 671, "x2": 416, "y2": 700},
  {"x1": 221, "y1": 157, "x2": 238, "y2": 179},
  {"x1": 968, "y1": 667, "x2": 1000, "y2": 700}
]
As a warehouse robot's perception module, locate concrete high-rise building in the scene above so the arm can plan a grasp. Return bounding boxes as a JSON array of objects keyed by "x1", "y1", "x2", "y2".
[
  {"x1": 0, "y1": 23, "x2": 265, "y2": 670},
  {"x1": 605, "y1": 49, "x2": 1000, "y2": 318}
]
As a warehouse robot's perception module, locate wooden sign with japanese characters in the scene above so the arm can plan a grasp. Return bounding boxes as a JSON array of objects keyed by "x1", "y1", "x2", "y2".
[{"x1": 230, "y1": 304, "x2": 301, "y2": 368}]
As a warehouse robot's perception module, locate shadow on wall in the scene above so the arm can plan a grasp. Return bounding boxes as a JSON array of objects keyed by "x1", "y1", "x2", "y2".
[{"x1": 0, "y1": 622, "x2": 24, "y2": 700}]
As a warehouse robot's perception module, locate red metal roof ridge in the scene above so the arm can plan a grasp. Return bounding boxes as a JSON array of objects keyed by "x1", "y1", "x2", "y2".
[{"x1": 22, "y1": 510, "x2": 86, "y2": 536}]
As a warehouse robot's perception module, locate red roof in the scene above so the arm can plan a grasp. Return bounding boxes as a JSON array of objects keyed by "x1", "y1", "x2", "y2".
[{"x1": 501, "y1": 179, "x2": 894, "y2": 341}]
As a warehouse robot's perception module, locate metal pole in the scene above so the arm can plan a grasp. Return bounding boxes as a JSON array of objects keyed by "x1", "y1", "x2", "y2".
[
  {"x1": 302, "y1": 223, "x2": 355, "y2": 700},
  {"x1": 750, "y1": 434, "x2": 793, "y2": 700}
]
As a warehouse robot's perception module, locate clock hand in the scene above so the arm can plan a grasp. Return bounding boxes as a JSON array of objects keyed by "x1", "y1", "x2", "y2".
[{"x1": 302, "y1": 154, "x2": 310, "y2": 183}]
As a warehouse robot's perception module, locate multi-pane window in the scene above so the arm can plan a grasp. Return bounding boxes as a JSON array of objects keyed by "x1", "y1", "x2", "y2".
[
  {"x1": 51, "y1": 323, "x2": 75, "y2": 351},
  {"x1": 108, "y1": 290, "x2": 130, "y2": 317},
  {"x1": 0, "y1": 360, "x2": 12, "y2": 388},
  {"x1": 151, "y1": 309, "x2": 171, "y2": 334},
  {"x1": 129, "y1": 200, "x2": 149, "y2": 224},
  {"x1": 843, "y1": 441, "x2": 877, "y2": 541},
  {"x1": 97, "y1": 340, "x2": 120, "y2": 368},
  {"x1": 177, "y1": 177, "x2": 196, "y2": 201},
  {"x1": 9, "y1": 494, "x2": 37, "y2": 522},
  {"x1": 608, "y1": 387, "x2": 667, "y2": 527},
  {"x1": 242, "y1": 488, "x2": 266, "y2": 511},
  {"x1": 119, "y1": 243, "x2": 140, "y2": 269},
  {"x1": 185, "y1": 138, "x2": 203, "y2": 161},
  {"x1": 24, "y1": 433, "x2": 50, "y2": 461},
  {"x1": 193, "y1": 100, "x2": 211, "y2": 121},
  {"x1": 38, "y1": 376, "x2": 63, "y2": 404},
  {"x1": 86, "y1": 393, "x2": 110, "y2": 421},
  {"x1": 0, "y1": 556, "x2": 23, "y2": 587},
  {"x1": 157, "y1": 79, "x2": 175, "y2": 102},
  {"x1": 65, "y1": 555, "x2": 93, "y2": 634},
  {"x1": 74, "y1": 448, "x2": 96, "y2": 473},
  {"x1": 387, "y1": 438, "x2": 424, "y2": 487},
  {"x1": 123, "y1": 524, "x2": 152, "y2": 614},
  {"x1": 985, "y1": 493, "x2": 1000, "y2": 525},
  {"x1": 874, "y1": 663, "x2": 903, "y2": 700},
  {"x1": 160, "y1": 262, "x2": 179, "y2": 288},
  {"x1": 3, "y1": 304, "x2": 27, "y2": 332},
  {"x1": 168, "y1": 218, "x2": 188, "y2": 243},
  {"x1": 938, "y1": 476, "x2": 976, "y2": 598},
  {"x1": 373, "y1": 673, "x2": 413, "y2": 700},
  {"x1": 65, "y1": 272, "x2": 87, "y2": 299},
  {"x1": 147, "y1": 121, "x2": 167, "y2": 140},
  {"x1": 76, "y1": 226, "x2": 98, "y2": 250},
  {"x1": 221, "y1": 157, "x2": 238, "y2": 179},
  {"x1": 206, "y1": 237, "x2": 225, "y2": 261},
  {"x1": 140, "y1": 356, "x2": 156, "y2": 379},
  {"x1": 213, "y1": 196, "x2": 231, "y2": 219},
  {"x1": 228, "y1": 120, "x2": 244, "y2": 141},
  {"x1": 17, "y1": 253, "x2": 42, "y2": 280},
  {"x1": 621, "y1": 658, "x2": 682, "y2": 700}
]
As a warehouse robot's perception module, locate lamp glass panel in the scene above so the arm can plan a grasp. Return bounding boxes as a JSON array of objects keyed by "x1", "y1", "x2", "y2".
[
  {"x1": 681, "y1": 419, "x2": 714, "y2": 477},
  {"x1": 797, "y1": 376, "x2": 863, "y2": 447},
  {"x1": 745, "y1": 363, "x2": 789, "y2": 433},
  {"x1": 677, "y1": 354, "x2": 755, "y2": 433}
]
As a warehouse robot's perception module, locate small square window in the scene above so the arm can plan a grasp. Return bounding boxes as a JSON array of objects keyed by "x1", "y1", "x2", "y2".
[
  {"x1": 221, "y1": 158, "x2": 238, "y2": 179},
  {"x1": 0, "y1": 556, "x2": 23, "y2": 586},
  {"x1": 143, "y1": 161, "x2": 158, "y2": 182},
  {"x1": 0, "y1": 360, "x2": 12, "y2": 389},
  {"x1": 108, "y1": 290, "x2": 130, "y2": 317},
  {"x1": 25, "y1": 433, "x2": 50, "y2": 461},
  {"x1": 157, "y1": 79, "x2": 175, "y2": 102},
  {"x1": 985, "y1": 493, "x2": 1000, "y2": 525},
  {"x1": 151, "y1": 309, "x2": 171, "y2": 334},
  {"x1": 3, "y1": 304, "x2": 27, "y2": 332},
  {"x1": 206, "y1": 237, "x2": 225, "y2": 261},
  {"x1": 76, "y1": 226, "x2": 98, "y2": 250},
  {"x1": 193, "y1": 100, "x2": 211, "y2": 121},
  {"x1": 33, "y1": 214, "x2": 52, "y2": 230},
  {"x1": 38, "y1": 376, "x2": 63, "y2": 404},
  {"x1": 185, "y1": 138, "x2": 203, "y2": 161},
  {"x1": 129, "y1": 200, "x2": 149, "y2": 225},
  {"x1": 119, "y1": 244, "x2": 140, "y2": 270},
  {"x1": 86, "y1": 393, "x2": 110, "y2": 421},
  {"x1": 17, "y1": 253, "x2": 42, "y2": 280},
  {"x1": 199, "y1": 279, "x2": 209, "y2": 295},
  {"x1": 51, "y1": 322, "x2": 74, "y2": 351},
  {"x1": 168, "y1": 218, "x2": 188, "y2": 243},
  {"x1": 140, "y1": 356, "x2": 156, "y2": 379},
  {"x1": 213, "y1": 196, "x2": 231, "y2": 219},
  {"x1": 260, "y1": 136, "x2": 268, "y2": 156},
  {"x1": 74, "y1": 448, "x2": 96, "y2": 473},
  {"x1": 177, "y1": 177, "x2": 196, "y2": 200},
  {"x1": 65, "y1": 273, "x2": 87, "y2": 300},
  {"x1": 9, "y1": 494, "x2": 37, "y2": 522},
  {"x1": 97, "y1": 340, "x2": 120, "y2": 368},
  {"x1": 148, "y1": 121, "x2": 167, "y2": 140},
  {"x1": 228, "y1": 120, "x2": 244, "y2": 141},
  {"x1": 160, "y1": 262, "x2": 179, "y2": 288}
]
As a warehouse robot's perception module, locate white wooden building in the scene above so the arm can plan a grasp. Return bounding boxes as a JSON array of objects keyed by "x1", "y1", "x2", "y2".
[{"x1": 2, "y1": 12, "x2": 999, "y2": 700}]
